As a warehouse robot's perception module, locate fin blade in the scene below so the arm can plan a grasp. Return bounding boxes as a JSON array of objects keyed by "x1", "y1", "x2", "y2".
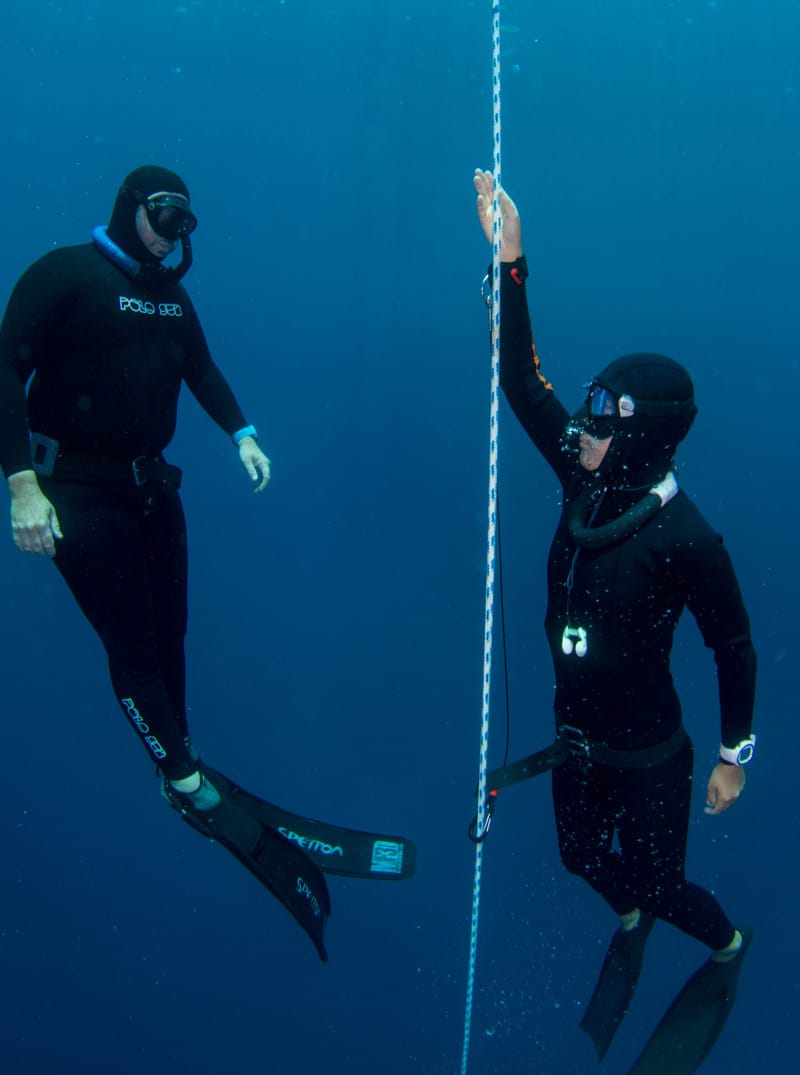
[
  {"x1": 627, "y1": 927, "x2": 754, "y2": 1075},
  {"x1": 579, "y1": 914, "x2": 655, "y2": 1060},
  {"x1": 166, "y1": 776, "x2": 331, "y2": 962},
  {"x1": 204, "y1": 765, "x2": 416, "y2": 881}
]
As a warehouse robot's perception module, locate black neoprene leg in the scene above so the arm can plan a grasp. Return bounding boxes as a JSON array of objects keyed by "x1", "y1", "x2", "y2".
[
  {"x1": 553, "y1": 754, "x2": 630, "y2": 906},
  {"x1": 552, "y1": 739, "x2": 735, "y2": 949},
  {"x1": 140, "y1": 484, "x2": 189, "y2": 737},
  {"x1": 44, "y1": 479, "x2": 197, "y2": 780}
]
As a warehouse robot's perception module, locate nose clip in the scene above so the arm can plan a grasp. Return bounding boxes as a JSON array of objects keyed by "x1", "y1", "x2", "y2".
[{"x1": 561, "y1": 625, "x2": 588, "y2": 658}]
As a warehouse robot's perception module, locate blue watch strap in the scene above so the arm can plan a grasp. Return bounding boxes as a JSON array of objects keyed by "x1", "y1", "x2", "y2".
[{"x1": 232, "y1": 425, "x2": 257, "y2": 445}]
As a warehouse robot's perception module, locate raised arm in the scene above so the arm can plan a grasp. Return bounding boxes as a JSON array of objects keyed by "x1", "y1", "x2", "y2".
[{"x1": 474, "y1": 169, "x2": 572, "y2": 483}]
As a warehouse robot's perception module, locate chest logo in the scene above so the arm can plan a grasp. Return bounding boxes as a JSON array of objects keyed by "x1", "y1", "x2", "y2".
[{"x1": 119, "y1": 296, "x2": 183, "y2": 317}]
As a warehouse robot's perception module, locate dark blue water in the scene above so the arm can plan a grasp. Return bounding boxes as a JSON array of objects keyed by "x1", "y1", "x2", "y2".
[{"x1": 2, "y1": 2, "x2": 797, "y2": 1072}]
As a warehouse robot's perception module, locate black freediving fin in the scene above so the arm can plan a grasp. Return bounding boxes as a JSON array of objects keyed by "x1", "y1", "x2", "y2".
[
  {"x1": 164, "y1": 775, "x2": 331, "y2": 963},
  {"x1": 580, "y1": 913, "x2": 656, "y2": 1060},
  {"x1": 202, "y1": 765, "x2": 416, "y2": 881},
  {"x1": 626, "y1": 926, "x2": 754, "y2": 1074}
]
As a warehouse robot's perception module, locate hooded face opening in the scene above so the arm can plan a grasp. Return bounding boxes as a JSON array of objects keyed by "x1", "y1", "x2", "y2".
[
  {"x1": 107, "y1": 165, "x2": 195, "y2": 267},
  {"x1": 577, "y1": 428, "x2": 613, "y2": 472},
  {"x1": 565, "y1": 355, "x2": 698, "y2": 485}
]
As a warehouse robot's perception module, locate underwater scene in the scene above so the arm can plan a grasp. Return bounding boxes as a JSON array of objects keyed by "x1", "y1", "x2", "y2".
[{"x1": 1, "y1": 2, "x2": 798, "y2": 1073}]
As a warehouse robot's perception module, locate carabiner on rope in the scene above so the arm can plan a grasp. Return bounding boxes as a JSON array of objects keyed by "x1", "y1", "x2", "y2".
[
  {"x1": 467, "y1": 788, "x2": 498, "y2": 843},
  {"x1": 481, "y1": 272, "x2": 493, "y2": 308}
]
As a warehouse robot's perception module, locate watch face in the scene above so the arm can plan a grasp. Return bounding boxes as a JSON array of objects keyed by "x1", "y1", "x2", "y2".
[{"x1": 737, "y1": 743, "x2": 755, "y2": 764}]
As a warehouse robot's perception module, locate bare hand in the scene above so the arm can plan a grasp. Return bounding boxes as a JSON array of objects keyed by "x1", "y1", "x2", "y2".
[
  {"x1": 9, "y1": 471, "x2": 63, "y2": 557},
  {"x1": 473, "y1": 168, "x2": 523, "y2": 261},
  {"x1": 238, "y1": 437, "x2": 271, "y2": 493},
  {"x1": 704, "y1": 762, "x2": 745, "y2": 816}
]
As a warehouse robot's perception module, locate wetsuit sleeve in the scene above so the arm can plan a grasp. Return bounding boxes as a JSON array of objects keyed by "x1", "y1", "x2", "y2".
[
  {"x1": 680, "y1": 530, "x2": 757, "y2": 747},
  {"x1": 0, "y1": 253, "x2": 72, "y2": 477},
  {"x1": 499, "y1": 257, "x2": 572, "y2": 484},
  {"x1": 179, "y1": 293, "x2": 248, "y2": 437}
]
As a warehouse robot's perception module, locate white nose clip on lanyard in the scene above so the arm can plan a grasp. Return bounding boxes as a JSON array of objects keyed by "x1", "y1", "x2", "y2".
[{"x1": 562, "y1": 625, "x2": 588, "y2": 658}]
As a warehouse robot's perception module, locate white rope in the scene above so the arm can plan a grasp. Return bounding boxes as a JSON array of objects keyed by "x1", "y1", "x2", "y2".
[{"x1": 459, "y1": 5, "x2": 502, "y2": 1073}]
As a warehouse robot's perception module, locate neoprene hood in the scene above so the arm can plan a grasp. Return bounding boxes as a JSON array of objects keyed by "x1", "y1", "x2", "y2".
[
  {"x1": 586, "y1": 353, "x2": 697, "y2": 485},
  {"x1": 107, "y1": 165, "x2": 191, "y2": 265}
]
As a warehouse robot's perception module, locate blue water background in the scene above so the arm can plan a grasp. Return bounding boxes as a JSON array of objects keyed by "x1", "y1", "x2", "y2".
[{"x1": 2, "y1": 2, "x2": 797, "y2": 1072}]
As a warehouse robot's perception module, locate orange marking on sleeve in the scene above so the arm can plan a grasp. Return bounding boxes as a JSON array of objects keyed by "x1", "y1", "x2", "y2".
[{"x1": 531, "y1": 341, "x2": 553, "y2": 391}]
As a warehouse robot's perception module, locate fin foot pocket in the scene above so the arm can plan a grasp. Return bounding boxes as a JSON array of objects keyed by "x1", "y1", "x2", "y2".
[{"x1": 164, "y1": 771, "x2": 331, "y2": 962}]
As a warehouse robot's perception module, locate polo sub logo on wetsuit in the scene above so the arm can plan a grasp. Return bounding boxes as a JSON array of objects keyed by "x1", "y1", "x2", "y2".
[{"x1": 118, "y1": 296, "x2": 183, "y2": 317}]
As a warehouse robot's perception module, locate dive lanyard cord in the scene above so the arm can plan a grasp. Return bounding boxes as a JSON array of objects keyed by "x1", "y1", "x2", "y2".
[{"x1": 460, "y1": 5, "x2": 502, "y2": 1073}]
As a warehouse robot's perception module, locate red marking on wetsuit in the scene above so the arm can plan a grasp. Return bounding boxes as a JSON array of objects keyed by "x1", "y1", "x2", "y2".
[{"x1": 510, "y1": 268, "x2": 522, "y2": 285}]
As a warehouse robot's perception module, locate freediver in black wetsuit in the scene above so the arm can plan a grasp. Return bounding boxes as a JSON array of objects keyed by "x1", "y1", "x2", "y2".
[
  {"x1": 0, "y1": 165, "x2": 270, "y2": 786},
  {"x1": 474, "y1": 170, "x2": 757, "y2": 1073},
  {"x1": 0, "y1": 165, "x2": 336, "y2": 956}
]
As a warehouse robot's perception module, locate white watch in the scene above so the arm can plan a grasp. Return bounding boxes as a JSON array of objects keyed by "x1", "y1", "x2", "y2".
[{"x1": 719, "y1": 734, "x2": 756, "y2": 766}]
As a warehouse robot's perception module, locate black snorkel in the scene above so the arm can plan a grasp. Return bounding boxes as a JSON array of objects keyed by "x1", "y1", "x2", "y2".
[
  {"x1": 567, "y1": 472, "x2": 679, "y2": 549},
  {"x1": 93, "y1": 226, "x2": 193, "y2": 284},
  {"x1": 168, "y1": 231, "x2": 193, "y2": 282}
]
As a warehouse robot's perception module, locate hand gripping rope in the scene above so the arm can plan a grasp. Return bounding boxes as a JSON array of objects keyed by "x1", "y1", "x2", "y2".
[{"x1": 459, "y1": 5, "x2": 503, "y2": 1074}]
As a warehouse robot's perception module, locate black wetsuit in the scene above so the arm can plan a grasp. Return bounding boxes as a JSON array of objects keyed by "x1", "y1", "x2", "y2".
[
  {"x1": 0, "y1": 242, "x2": 248, "y2": 779},
  {"x1": 499, "y1": 259, "x2": 756, "y2": 949}
]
